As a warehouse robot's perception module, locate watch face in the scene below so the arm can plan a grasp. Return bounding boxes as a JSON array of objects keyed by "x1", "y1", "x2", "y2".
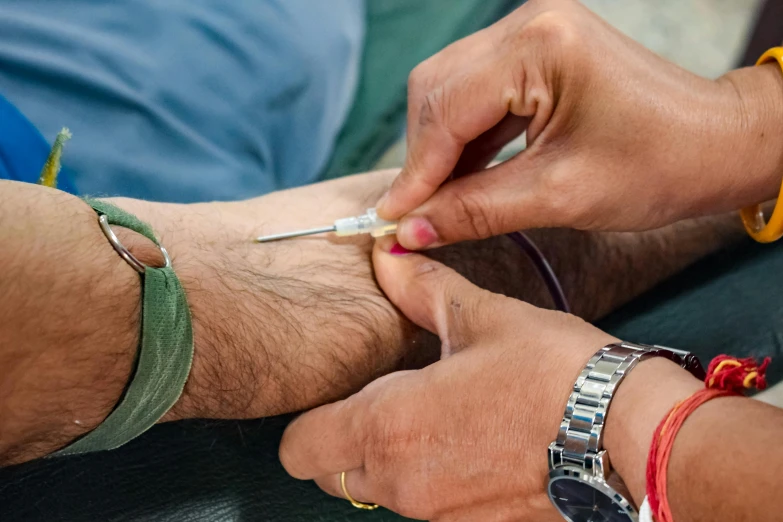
[{"x1": 548, "y1": 476, "x2": 636, "y2": 522}]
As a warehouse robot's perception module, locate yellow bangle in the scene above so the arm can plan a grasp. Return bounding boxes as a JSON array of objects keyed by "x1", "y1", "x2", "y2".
[{"x1": 740, "y1": 47, "x2": 783, "y2": 243}]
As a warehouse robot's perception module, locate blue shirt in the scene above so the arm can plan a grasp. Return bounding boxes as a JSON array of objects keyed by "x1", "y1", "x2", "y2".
[{"x1": 0, "y1": 0, "x2": 364, "y2": 202}]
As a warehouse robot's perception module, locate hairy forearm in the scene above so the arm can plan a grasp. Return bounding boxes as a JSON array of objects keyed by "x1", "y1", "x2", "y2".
[
  {"x1": 432, "y1": 215, "x2": 744, "y2": 324},
  {"x1": 0, "y1": 182, "x2": 141, "y2": 463},
  {"x1": 529, "y1": 214, "x2": 746, "y2": 320}
]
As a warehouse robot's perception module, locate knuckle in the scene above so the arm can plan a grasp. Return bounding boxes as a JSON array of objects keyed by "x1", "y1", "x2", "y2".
[
  {"x1": 408, "y1": 60, "x2": 432, "y2": 93},
  {"x1": 364, "y1": 392, "x2": 413, "y2": 470},
  {"x1": 519, "y1": 10, "x2": 580, "y2": 52},
  {"x1": 365, "y1": 397, "x2": 394, "y2": 445},
  {"x1": 420, "y1": 85, "x2": 447, "y2": 128},
  {"x1": 450, "y1": 189, "x2": 499, "y2": 239},
  {"x1": 414, "y1": 74, "x2": 472, "y2": 146},
  {"x1": 364, "y1": 418, "x2": 395, "y2": 474},
  {"x1": 361, "y1": 390, "x2": 439, "y2": 520}
]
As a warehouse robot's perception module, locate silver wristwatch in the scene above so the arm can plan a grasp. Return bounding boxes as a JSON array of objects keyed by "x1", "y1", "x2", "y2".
[{"x1": 547, "y1": 342, "x2": 704, "y2": 522}]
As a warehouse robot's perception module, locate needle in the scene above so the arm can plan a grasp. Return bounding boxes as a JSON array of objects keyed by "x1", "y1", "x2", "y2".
[{"x1": 255, "y1": 225, "x2": 337, "y2": 243}]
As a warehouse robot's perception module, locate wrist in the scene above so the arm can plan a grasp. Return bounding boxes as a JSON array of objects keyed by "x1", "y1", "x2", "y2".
[
  {"x1": 159, "y1": 239, "x2": 281, "y2": 422},
  {"x1": 713, "y1": 63, "x2": 783, "y2": 209},
  {"x1": 602, "y1": 357, "x2": 701, "y2": 506}
]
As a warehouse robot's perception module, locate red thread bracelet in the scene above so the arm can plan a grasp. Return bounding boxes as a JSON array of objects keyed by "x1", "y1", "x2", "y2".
[{"x1": 644, "y1": 355, "x2": 771, "y2": 522}]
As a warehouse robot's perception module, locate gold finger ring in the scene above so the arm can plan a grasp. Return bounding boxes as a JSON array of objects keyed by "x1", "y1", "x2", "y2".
[{"x1": 340, "y1": 471, "x2": 379, "y2": 510}]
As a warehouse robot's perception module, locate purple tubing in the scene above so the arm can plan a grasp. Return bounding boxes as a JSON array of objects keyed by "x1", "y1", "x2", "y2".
[{"x1": 507, "y1": 231, "x2": 570, "y2": 313}]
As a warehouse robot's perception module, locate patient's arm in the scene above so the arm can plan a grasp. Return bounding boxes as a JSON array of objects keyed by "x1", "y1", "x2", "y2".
[{"x1": 0, "y1": 170, "x2": 742, "y2": 465}]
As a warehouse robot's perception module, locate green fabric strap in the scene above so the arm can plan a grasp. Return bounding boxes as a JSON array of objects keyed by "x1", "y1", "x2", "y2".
[{"x1": 54, "y1": 200, "x2": 194, "y2": 456}]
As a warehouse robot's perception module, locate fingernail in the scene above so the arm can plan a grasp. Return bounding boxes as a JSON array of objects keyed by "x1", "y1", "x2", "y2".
[
  {"x1": 390, "y1": 243, "x2": 413, "y2": 255},
  {"x1": 400, "y1": 217, "x2": 439, "y2": 248}
]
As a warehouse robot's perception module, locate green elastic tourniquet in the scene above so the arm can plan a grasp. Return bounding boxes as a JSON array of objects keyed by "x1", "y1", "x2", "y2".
[{"x1": 53, "y1": 200, "x2": 194, "y2": 456}]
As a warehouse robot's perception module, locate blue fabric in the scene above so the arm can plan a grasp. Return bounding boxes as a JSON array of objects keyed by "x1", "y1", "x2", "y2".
[
  {"x1": 0, "y1": 94, "x2": 75, "y2": 193},
  {"x1": 0, "y1": 0, "x2": 364, "y2": 202}
]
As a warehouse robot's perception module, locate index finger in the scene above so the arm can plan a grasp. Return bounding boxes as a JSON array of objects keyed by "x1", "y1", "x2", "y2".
[
  {"x1": 378, "y1": 57, "x2": 526, "y2": 220},
  {"x1": 279, "y1": 371, "x2": 413, "y2": 480},
  {"x1": 279, "y1": 397, "x2": 366, "y2": 480}
]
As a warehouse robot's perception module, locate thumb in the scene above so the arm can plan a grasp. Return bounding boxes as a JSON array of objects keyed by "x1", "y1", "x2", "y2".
[
  {"x1": 373, "y1": 237, "x2": 502, "y2": 356},
  {"x1": 394, "y1": 152, "x2": 573, "y2": 249}
]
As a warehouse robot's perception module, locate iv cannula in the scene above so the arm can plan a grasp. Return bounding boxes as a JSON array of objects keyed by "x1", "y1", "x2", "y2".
[{"x1": 255, "y1": 208, "x2": 397, "y2": 243}]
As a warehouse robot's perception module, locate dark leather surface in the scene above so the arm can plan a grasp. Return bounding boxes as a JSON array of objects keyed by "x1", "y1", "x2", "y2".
[
  {"x1": 0, "y1": 416, "x2": 412, "y2": 522},
  {"x1": 598, "y1": 238, "x2": 783, "y2": 385}
]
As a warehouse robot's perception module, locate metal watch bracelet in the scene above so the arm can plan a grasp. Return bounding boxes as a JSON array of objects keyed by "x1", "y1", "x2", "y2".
[{"x1": 549, "y1": 341, "x2": 705, "y2": 472}]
